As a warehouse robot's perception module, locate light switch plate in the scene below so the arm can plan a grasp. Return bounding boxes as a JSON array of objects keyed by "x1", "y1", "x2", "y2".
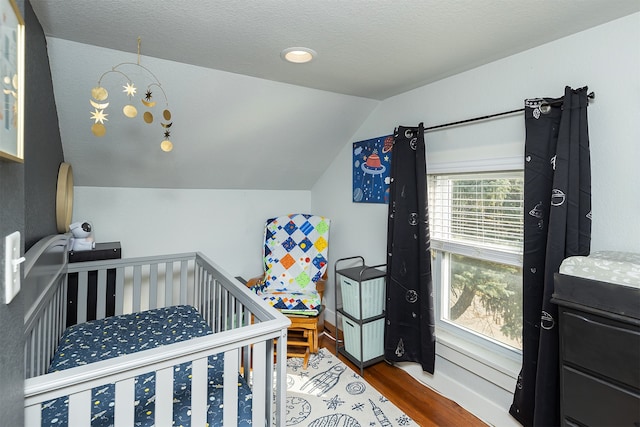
[{"x1": 4, "y1": 231, "x2": 22, "y2": 304}]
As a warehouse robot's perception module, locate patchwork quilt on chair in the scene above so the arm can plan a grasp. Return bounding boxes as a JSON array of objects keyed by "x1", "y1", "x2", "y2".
[{"x1": 252, "y1": 214, "x2": 330, "y2": 315}]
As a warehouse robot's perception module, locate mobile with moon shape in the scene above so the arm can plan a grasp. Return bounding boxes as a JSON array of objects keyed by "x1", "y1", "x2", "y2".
[
  {"x1": 88, "y1": 39, "x2": 174, "y2": 152},
  {"x1": 352, "y1": 135, "x2": 393, "y2": 204}
]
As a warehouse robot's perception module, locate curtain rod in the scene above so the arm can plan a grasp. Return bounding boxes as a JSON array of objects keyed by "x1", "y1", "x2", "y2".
[{"x1": 424, "y1": 91, "x2": 595, "y2": 133}]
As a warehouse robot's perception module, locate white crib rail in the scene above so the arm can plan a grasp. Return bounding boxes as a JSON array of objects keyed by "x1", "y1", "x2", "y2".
[
  {"x1": 24, "y1": 247, "x2": 289, "y2": 426},
  {"x1": 25, "y1": 325, "x2": 281, "y2": 426}
]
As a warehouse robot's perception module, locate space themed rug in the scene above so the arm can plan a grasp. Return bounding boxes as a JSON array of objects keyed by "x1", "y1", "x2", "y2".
[{"x1": 284, "y1": 348, "x2": 418, "y2": 426}]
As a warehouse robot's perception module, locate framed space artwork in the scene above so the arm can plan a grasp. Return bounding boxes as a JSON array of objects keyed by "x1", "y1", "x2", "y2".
[
  {"x1": 352, "y1": 135, "x2": 393, "y2": 204},
  {"x1": 0, "y1": 0, "x2": 24, "y2": 162}
]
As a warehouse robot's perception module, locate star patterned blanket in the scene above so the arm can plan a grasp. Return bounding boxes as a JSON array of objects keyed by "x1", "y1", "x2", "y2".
[{"x1": 43, "y1": 305, "x2": 252, "y2": 426}]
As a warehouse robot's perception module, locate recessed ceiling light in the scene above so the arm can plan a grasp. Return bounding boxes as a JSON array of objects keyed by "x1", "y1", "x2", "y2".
[{"x1": 281, "y1": 47, "x2": 317, "y2": 64}]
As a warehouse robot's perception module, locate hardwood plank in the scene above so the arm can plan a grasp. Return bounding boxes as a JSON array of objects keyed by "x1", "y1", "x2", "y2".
[{"x1": 320, "y1": 323, "x2": 487, "y2": 426}]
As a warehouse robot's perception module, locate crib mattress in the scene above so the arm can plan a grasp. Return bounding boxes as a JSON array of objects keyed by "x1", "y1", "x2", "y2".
[{"x1": 43, "y1": 305, "x2": 252, "y2": 426}]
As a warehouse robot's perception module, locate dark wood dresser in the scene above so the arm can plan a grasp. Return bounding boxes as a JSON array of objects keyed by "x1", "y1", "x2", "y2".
[{"x1": 552, "y1": 273, "x2": 640, "y2": 426}]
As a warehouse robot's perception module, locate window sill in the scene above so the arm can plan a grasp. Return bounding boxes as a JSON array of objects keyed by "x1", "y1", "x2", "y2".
[{"x1": 435, "y1": 327, "x2": 521, "y2": 392}]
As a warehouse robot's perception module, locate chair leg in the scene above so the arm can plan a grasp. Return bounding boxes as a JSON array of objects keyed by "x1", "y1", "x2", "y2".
[
  {"x1": 302, "y1": 348, "x2": 311, "y2": 369},
  {"x1": 310, "y1": 328, "x2": 318, "y2": 353},
  {"x1": 287, "y1": 315, "x2": 322, "y2": 368}
]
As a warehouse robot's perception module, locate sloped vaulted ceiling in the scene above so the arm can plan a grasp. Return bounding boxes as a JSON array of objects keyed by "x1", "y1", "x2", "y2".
[
  {"x1": 31, "y1": 0, "x2": 640, "y2": 190},
  {"x1": 46, "y1": 39, "x2": 378, "y2": 190}
]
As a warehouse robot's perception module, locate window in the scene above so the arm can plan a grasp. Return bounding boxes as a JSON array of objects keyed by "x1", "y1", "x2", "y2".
[{"x1": 428, "y1": 171, "x2": 524, "y2": 352}]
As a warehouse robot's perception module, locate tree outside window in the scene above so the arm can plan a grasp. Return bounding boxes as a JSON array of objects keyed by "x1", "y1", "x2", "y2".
[{"x1": 429, "y1": 173, "x2": 523, "y2": 350}]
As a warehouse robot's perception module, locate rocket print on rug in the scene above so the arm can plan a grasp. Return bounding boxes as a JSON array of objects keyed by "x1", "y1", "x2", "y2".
[
  {"x1": 301, "y1": 364, "x2": 347, "y2": 396},
  {"x1": 285, "y1": 349, "x2": 418, "y2": 426}
]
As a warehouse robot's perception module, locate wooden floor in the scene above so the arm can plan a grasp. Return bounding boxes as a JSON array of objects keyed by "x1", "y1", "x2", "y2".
[{"x1": 319, "y1": 325, "x2": 487, "y2": 427}]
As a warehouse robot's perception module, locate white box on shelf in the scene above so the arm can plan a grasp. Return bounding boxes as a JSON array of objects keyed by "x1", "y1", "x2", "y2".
[
  {"x1": 338, "y1": 266, "x2": 385, "y2": 320},
  {"x1": 342, "y1": 317, "x2": 384, "y2": 362}
]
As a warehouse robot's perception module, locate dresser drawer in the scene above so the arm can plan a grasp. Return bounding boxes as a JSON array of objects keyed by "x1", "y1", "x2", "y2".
[
  {"x1": 562, "y1": 366, "x2": 640, "y2": 426},
  {"x1": 560, "y1": 308, "x2": 640, "y2": 389}
]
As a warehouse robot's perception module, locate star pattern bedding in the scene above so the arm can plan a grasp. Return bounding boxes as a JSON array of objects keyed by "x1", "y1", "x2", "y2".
[{"x1": 43, "y1": 305, "x2": 252, "y2": 426}]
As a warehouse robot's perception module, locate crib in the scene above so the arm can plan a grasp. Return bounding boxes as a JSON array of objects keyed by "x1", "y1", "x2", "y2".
[{"x1": 23, "y1": 234, "x2": 290, "y2": 426}]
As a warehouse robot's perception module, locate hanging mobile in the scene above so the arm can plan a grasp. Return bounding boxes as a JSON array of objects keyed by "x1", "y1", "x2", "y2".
[{"x1": 88, "y1": 37, "x2": 175, "y2": 151}]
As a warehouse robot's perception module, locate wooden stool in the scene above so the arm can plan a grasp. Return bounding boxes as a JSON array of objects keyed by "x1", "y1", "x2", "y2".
[
  {"x1": 243, "y1": 274, "x2": 327, "y2": 369},
  {"x1": 286, "y1": 310, "x2": 324, "y2": 368}
]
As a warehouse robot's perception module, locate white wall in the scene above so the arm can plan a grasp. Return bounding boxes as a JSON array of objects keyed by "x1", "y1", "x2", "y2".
[
  {"x1": 47, "y1": 38, "x2": 379, "y2": 191},
  {"x1": 312, "y1": 12, "x2": 640, "y2": 426},
  {"x1": 73, "y1": 187, "x2": 311, "y2": 280}
]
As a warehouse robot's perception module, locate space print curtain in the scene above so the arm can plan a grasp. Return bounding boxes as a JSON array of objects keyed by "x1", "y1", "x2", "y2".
[
  {"x1": 384, "y1": 123, "x2": 436, "y2": 374},
  {"x1": 510, "y1": 87, "x2": 591, "y2": 426}
]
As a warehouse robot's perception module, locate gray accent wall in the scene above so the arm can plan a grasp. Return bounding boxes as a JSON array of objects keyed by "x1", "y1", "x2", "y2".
[
  {"x1": 0, "y1": 0, "x2": 64, "y2": 423},
  {"x1": 24, "y1": 0, "x2": 64, "y2": 249}
]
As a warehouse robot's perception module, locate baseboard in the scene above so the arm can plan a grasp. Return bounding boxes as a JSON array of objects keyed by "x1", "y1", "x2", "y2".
[
  {"x1": 324, "y1": 314, "x2": 520, "y2": 426},
  {"x1": 321, "y1": 318, "x2": 343, "y2": 344}
]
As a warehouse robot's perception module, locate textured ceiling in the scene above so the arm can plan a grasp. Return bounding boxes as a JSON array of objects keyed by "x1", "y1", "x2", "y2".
[
  {"x1": 29, "y1": 1, "x2": 640, "y2": 190},
  {"x1": 30, "y1": 0, "x2": 640, "y2": 100}
]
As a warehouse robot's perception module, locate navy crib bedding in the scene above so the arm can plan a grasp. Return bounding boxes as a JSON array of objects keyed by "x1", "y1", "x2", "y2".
[{"x1": 43, "y1": 305, "x2": 252, "y2": 426}]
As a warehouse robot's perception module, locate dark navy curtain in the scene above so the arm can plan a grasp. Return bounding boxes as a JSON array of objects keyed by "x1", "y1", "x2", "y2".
[
  {"x1": 384, "y1": 123, "x2": 436, "y2": 374},
  {"x1": 510, "y1": 87, "x2": 592, "y2": 426}
]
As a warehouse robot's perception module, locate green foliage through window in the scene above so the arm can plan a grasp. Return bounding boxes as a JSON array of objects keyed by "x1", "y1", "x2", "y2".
[
  {"x1": 429, "y1": 172, "x2": 523, "y2": 350},
  {"x1": 449, "y1": 254, "x2": 522, "y2": 345}
]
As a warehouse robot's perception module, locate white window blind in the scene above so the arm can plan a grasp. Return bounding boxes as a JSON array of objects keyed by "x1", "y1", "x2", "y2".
[{"x1": 428, "y1": 172, "x2": 524, "y2": 254}]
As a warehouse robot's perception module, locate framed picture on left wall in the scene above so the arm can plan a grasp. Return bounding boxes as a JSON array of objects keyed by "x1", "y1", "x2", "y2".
[{"x1": 0, "y1": 0, "x2": 24, "y2": 163}]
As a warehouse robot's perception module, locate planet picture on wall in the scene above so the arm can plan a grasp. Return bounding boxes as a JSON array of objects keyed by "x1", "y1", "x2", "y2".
[
  {"x1": 360, "y1": 150, "x2": 386, "y2": 199},
  {"x1": 361, "y1": 151, "x2": 385, "y2": 175},
  {"x1": 382, "y1": 135, "x2": 394, "y2": 153},
  {"x1": 353, "y1": 187, "x2": 364, "y2": 202},
  {"x1": 352, "y1": 135, "x2": 393, "y2": 204}
]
